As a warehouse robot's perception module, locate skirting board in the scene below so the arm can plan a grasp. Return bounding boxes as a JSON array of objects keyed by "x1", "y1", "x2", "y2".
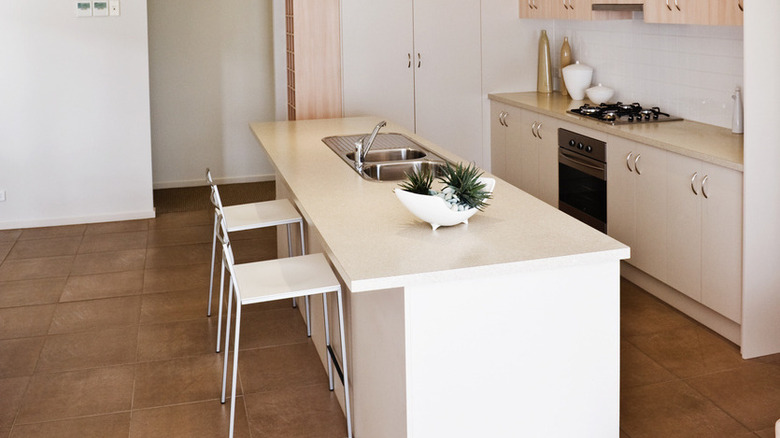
[
  {"x1": 153, "y1": 173, "x2": 275, "y2": 190},
  {"x1": 621, "y1": 261, "x2": 741, "y2": 347},
  {"x1": 0, "y1": 209, "x2": 156, "y2": 230}
]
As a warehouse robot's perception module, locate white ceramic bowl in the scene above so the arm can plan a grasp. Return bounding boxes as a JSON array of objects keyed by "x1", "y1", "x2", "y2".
[
  {"x1": 562, "y1": 61, "x2": 593, "y2": 101},
  {"x1": 585, "y1": 83, "x2": 614, "y2": 104},
  {"x1": 394, "y1": 178, "x2": 496, "y2": 230}
]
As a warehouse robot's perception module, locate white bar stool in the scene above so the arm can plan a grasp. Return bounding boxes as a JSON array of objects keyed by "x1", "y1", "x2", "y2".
[
  {"x1": 217, "y1": 214, "x2": 352, "y2": 438},
  {"x1": 206, "y1": 169, "x2": 312, "y2": 353}
]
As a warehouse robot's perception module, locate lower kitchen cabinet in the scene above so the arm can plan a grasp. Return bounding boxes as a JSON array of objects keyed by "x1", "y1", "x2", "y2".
[
  {"x1": 490, "y1": 102, "x2": 557, "y2": 207},
  {"x1": 667, "y1": 152, "x2": 742, "y2": 322},
  {"x1": 607, "y1": 136, "x2": 668, "y2": 282}
]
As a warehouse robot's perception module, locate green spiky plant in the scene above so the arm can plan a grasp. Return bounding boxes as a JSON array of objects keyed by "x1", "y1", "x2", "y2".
[
  {"x1": 399, "y1": 166, "x2": 434, "y2": 195},
  {"x1": 438, "y1": 162, "x2": 492, "y2": 211}
]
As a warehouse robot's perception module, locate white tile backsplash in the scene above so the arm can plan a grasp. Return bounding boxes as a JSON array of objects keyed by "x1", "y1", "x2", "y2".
[{"x1": 549, "y1": 19, "x2": 743, "y2": 128}]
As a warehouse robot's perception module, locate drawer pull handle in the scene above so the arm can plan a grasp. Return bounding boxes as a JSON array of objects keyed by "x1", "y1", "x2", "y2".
[
  {"x1": 408, "y1": 53, "x2": 411, "y2": 68},
  {"x1": 691, "y1": 172, "x2": 699, "y2": 195}
]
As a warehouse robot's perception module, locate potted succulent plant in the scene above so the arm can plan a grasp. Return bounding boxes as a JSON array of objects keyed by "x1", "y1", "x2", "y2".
[{"x1": 394, "y1": 162, "x2": 494, "y2": 230}]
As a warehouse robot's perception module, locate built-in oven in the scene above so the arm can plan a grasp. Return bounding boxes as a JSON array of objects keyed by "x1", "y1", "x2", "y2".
[{"x1": 558, "y1": 128, "x2": 607, "y2": 233}]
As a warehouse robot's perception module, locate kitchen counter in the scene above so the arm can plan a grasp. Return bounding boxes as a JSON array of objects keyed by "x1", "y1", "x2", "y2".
[
  {"x1": 490, "y1": 92, "x2": 744, "y2": 171},
  {"x1": 250, "y1": 116, "x2": 629, "y2": 437}
]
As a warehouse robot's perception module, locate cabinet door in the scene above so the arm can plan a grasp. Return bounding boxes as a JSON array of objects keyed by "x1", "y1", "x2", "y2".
[
  {"x1": 341, "y1": 0, "x2": 415, "y2": 130},
  {"x1": 666, "y1": 153, "x2": 703, "y2": 301},
  {"x1": 535, "y1": 113, "x2": 559, "y2": 207},
  {"x1": 701, "y1": 163, "x2": 742, "y2": 323},
  {"x1": 503, "y1": 108, "x2": 526, "y2": 189},
  {"x1": 519, "y1": 0, "x2": 552, "y2": 18},
  {"x1": 565, "y1": 0, "x2": 592, "y2": 20},
  {"x1": 606, "y1": 136, "x2": 636, "y2": 251},
  {"x1": 490, "y1": 103, "x2": 508, "y2": 179},
  {"x1": 710, "y1": 0, "x2": 743, "y2": 26},
  {"x1": 413, "y1": 0, "x2": 483, "y2": 163},
  {"x1": 644, "y1": 0, "x2": 709, "y2": 25},
  {"x1": 632, "y1": 142, "x2": 668, "y2": 281}
]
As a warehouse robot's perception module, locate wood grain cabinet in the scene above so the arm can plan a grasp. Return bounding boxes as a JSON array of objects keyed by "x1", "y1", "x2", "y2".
[
  {"x1": 666, "y1": 152, "x2": 742, "y2": 322},
  {"x1": 520, "y1": 0, "x2": 592, "y2": 20},
  {"x1": 710, "y1": 0, "x2": 744, "y2": 26},
  {"x1": 490, "y1": 102, "x2": 557, "y2": 207},
  {"x1": 643, "y1": 0, "x2": 711, "y2": 25},
  {"x1": 342, "y1": 0, "x2": 483, "y2": 163},
  {"x1": 607, "y1": 136, "x2": 668, "y2": 283},
  {"x1": 519, "y1": 0, "x2": 552, "y2": 19}
]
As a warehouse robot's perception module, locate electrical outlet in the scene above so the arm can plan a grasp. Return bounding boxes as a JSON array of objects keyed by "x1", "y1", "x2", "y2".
[
  {"x1": 0, "y1": 190, "x2": 6, "y2": 202},
  {"x1": 109, "y1": 0, "x2": 120, "y2": 16}
]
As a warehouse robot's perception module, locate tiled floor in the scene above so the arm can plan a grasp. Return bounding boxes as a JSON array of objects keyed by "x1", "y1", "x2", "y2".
[{"x1": 1, "y1": 189, "x2": 779, "y2": 437}]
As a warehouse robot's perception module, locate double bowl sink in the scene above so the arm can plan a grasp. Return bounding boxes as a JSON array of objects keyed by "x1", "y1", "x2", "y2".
[{"x1": 322, "y1": 133, "x2": 449, "y2": 181}]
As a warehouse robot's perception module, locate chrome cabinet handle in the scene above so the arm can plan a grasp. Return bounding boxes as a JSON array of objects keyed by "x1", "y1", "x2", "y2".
[
  {"x1": 626, "y1": 152, "x2": 634, "y2": 172},
  {"x1": 528, "y1": 0, "x2": 532, "y2": 9},
  {"x1": 675, "y1": 0, "x2": 681, "y2": 11},
  {"x1": 738, "y1": 0, "x2": 743, "y2": 11},
  {"x1": 408, "y1": 53, "x2": 411, "y2": 68},
  {"x1": 536, "y1": 122, "x2": 543, "y2": 139},
  {"x1": 702, "y1": 175, "x2": 709, "y2": 198},
  {"x1": 690, "y1": 172, "x2": 699, "y2": 195},
  {"x1": 531, "y1": 122, "x2": 538, "y2": 138},
  {"x1": 503, "y1": 112, "x2": 509, "y2": 127},
  {"x1": 563, "y1": 0, "x2": 569, "y2": 9},
  {"x1": 569, "y1": 0, "x2": 574, "y2": 10},
  {"x1": 634, "y1": 154, "x2": 642, "y2": 175},
  {"x1": 417, "y1": 53, "x2": 421, "y2": 68},
  {"x1": 499, "y1": 112, "x2": 505, "y2": 126},
  {"x1": 666, "y1": 0, "x2": 672, "y2": 11},
  {"x1": 532, "y1": 0, "x2": 538, "y2": 9}
]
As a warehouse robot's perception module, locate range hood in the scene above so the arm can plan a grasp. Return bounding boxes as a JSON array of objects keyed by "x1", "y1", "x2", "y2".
[{"x1": 591, "y1": 3, "x2": 644, "y2": 12}]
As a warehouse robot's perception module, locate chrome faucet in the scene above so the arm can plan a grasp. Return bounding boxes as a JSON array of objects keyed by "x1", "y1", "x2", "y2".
[{"x1": 354, "y1": 120, "x2": 386, "y2": 172}]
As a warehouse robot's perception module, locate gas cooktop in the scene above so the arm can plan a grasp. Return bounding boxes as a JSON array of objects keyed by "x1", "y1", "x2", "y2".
[{"x1": 570, "y1": 102, "x2": 683, "y2": 125}]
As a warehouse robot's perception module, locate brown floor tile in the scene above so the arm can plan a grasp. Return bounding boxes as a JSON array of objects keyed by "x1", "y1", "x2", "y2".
[
  {"x1": 36, "y1": 326, "x2": 138, "y2": 373},
  {"x1": 9, "y1": 412, "x2": 131, "y2": 438},
  {"x1": 147, "y1": 210, "x2": 213, "y2": 230},
  {"x1": 18, "y1": 225, "x2": 85, "y2": 241},
  {"x1": 244, "y1": 383, "x2": 347, "y2": 438},
  {"x1": 133, "y1": 353, "x2": 234, "y2": 409},
  {"x1": 0, "y1": 277, "x2": 66, "y2": 308},
  {"x1": 755, "y1": 426, "x2": 776, "y2": 438},
  {"x1": 687, "y1": 362, "x2": 780, "y2": 431},
  {"x1": 61, "y1": 270, "x2": 144, "y2": 302},
  {"x1": 129, "y1": 398, "x2": 252, "y2": 438},
  {"x1": 627, "y1": 325, "x2": 747, "y2": 379},
  {"x1": 620, "y1": 379, "x2": 755, "y2": 438},
  {"x1": 0, "y1": 230, "x2": 22, "y2": 242},
  {"x1": 15, "y1": 365, "x2": 134, "y2": 424},
  {"x1": 147, "y1": 225, "x2": 213, "y2": 248},
  {"x1": 235, "y1": 307, "x2": 309, "y2": 351},
  {"x1": 85, "y1": 219, "x2": 149, "y2": 235},
  {"x1": 145, "y1": 243, "x2": 212, "y2": 268},
  {"x1": 0, "y1": 377, "x2": 29, "y2": 430},
  {"x1": 621, "y1": 340, "x2": 676, "y2": 388},
  {"x1": 6, "y1": 236, "x2": 81, "y2": 260},
  {"x1": 143, "y1": 263, "x2": 211, "y2": 294},
  {"x1": 136, "y1": 318, "x2": 219, "y2": 362},
  {"x1": 238, "y1": 342, "x2": 327, "y2": 395},
  {"x1": 48, "y1": 296, "x2": 141, "y2": 335},
  {"x1": 70, "y1": 249, "x2": 146, "y2": 275},
  {"x1": 0, "y1": 242, "x2": 12, "y2": 264},
  {"x1": 0, "y1": 337, "x2": 45, "y2": 378},
  {"x1": 0, "y1": 256, "x2": 73, "y2": 282},
  {"x1": 0, "y1": 305, "x2": 56, "y2": 339},
  {"x1": 140, "y1": 288, "x2": 210, "y2": 325},
  {"x1": 620, "y1": 279, "x2": 699, "y2": 338},
  {"x1": 231, "y1": 236, "x2": 277, "y2": 264},
  {"x1": 78, "y1": 231, "x2": 148, "y2": 254}
]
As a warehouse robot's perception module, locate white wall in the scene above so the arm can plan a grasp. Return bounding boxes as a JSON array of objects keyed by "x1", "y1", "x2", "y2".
[
  {"x1": 550, "y1": 18, "x2": 743, "y2": 129},
  {"x1": 741, "y1": 2, "x2": 780, "y2": 359},
  {"x1": 147, "y1": 0, "x2": 277, "y2": 188},
  {"x1": 0, "y1": 0, "x2": 155, "y2": 229}
]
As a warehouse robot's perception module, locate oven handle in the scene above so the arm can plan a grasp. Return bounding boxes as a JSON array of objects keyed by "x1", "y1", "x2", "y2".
[{"x1": 559, "y1": 150, "x2": 605, "y2": 180}]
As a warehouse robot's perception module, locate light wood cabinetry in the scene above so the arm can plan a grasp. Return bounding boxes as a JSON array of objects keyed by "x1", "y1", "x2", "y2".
[
  {"x1": 666, "y1": 152, "x2": 742, "y2": 322},
  {"x1": 490, "y1": 102, "x2": 557, "y2": 207},
  {"x1": 710, "y1": 0, "x2": 744, "y2": 26},
  {"x1": 552, "y1": 0, "x2": 593, "y2": 20},
  {"x1": 519, "y1": 0, "x2": 552, "y2": 18},
  {"x1": 643, "y1": 0, "x2": 711, "y2": 25},
  {"x1": 342, "y1": 0, "x2": 483, "y2": 163},
  {"x1": 607, "y1": 136, "x2": 668, "y2": 282},
  {"x1": 284, "y1": 0, "x2": 341, "y2": 120}
]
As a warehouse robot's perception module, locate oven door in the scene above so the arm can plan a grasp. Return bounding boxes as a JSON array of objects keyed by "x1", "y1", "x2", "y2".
[{"x1": 558, "y1": 149, "x2": 607, "y2": 233}]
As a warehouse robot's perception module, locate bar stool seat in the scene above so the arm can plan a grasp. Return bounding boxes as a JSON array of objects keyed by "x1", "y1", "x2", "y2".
[{"x1": 219, "y1": 224, "x2": 352, "y2": 438}]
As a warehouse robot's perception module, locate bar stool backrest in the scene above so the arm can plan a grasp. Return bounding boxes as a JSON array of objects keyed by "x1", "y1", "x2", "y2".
[{"x1": 206, "y1": 168, "x2": 226, "y2": 214}]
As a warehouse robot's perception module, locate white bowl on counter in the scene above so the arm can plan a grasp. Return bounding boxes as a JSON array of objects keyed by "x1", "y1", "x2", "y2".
[
  {"x1": 394, "y1": 178, "x2": 495, "y2": 230},
  {"x1": 585, "y1": 83, "x2": 615, "y2": 104},
  {"x1": 562, "y1": 61, "x2": 593, "y2": 101}
]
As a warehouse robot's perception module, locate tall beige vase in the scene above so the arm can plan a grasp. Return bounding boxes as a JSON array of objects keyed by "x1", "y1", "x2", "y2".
[
  {"x1": 537, "y1": 30, "x2": 552, "y2": 94},
  {"x1": 560, "y1": 37, "x2": 572, "y2": 96}
]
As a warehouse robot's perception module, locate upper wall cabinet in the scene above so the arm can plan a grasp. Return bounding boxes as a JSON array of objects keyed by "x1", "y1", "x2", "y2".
[
  {"x1": 644, "y1": 0, "x2": 710, "y2": 25},
  {"x1": 519, "y1": 0, "x2": 553, "y2": 19},
  {"x1": 520, "y1": 0, "x2": 593, "y2": 20},
  {"x1": 710, "y1": 0, "x2": 744, "y2": 26},
  {"x1": 523, "y1": 0, "x2": 744, "y2": 25}
]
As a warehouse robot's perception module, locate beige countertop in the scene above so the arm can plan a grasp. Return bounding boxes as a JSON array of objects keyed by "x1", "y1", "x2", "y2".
[
  {"x1": 489, "y1": 92, "x2": 744, "y2": 172},
  {"x1": 251, "y1": 116, "x2": 629, "y2": 292}
]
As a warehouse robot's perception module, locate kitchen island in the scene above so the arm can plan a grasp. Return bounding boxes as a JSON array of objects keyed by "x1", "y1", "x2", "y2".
[{"x1": 250, "y1": 117, "x2": 629, "y2": 438}]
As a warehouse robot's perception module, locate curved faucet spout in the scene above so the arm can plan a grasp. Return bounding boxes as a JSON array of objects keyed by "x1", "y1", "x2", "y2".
[{"x1": 354, "y1": 120, "x2": 387, "y2": 172}]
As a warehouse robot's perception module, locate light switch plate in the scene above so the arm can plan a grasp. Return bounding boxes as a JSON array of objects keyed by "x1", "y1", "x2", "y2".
[
  {"x1": 109, "y1": 0, "x2": 120, "y2": 16},
  {"x1": 0, "y1": 190, "x2": 6, "y2": 202},
  {"x1": 93, "y1": 1, "x2": 108, "y2": 16},
  {"x1": 75, "y1": 1, "x2": 92, "y2": 17}
]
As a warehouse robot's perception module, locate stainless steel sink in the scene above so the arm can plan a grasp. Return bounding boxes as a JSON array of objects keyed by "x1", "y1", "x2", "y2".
[{"x1": 322, "y1": 133, "x2": 449, "y2": 181}]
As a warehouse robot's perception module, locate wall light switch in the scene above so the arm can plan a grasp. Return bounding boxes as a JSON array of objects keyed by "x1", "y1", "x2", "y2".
[
  {"x1": 93, "y1": 1, "x2": 108, "y2": 16},
  {"x1": 109, "y1": 0, "x2": 120, "y2": 16},
  {"x1": 75, "y1": 1, "x2": 92, "y2": 17},
  {"x1": 0, "y1": 190, "x2": 6, "y2": 202}
]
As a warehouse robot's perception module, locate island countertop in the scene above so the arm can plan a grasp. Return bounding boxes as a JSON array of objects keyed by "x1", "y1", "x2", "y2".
[{"x1": 250, "y1": 116, "x2": 629, "y2": 293}]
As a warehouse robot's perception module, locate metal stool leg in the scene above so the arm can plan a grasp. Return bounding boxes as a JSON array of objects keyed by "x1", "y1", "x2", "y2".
[
  {"x1": 228, "y1": 299, "x2": 242, "y2": 438},
  {"x1": 208, "y1": 210, "x2": 219, "y2": 316},
  {"x1": 323, "y1": 293, "x2": 334, "y2": 390},
  {"x1": 336, "y1": 287, "x2": 353, "y2": 438},
  {"x1": 216, "y1": 257, "x2": 227, "y2": 353},
  {"x1": 221, "y1": 280, "x2": 234, "y2": 404},
  {"x1": 289, "y1": 223, "x2": 298, "y2": 309},
  {"x1": 300, "y1": 220, "x2": 312, "y2": 337}
]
